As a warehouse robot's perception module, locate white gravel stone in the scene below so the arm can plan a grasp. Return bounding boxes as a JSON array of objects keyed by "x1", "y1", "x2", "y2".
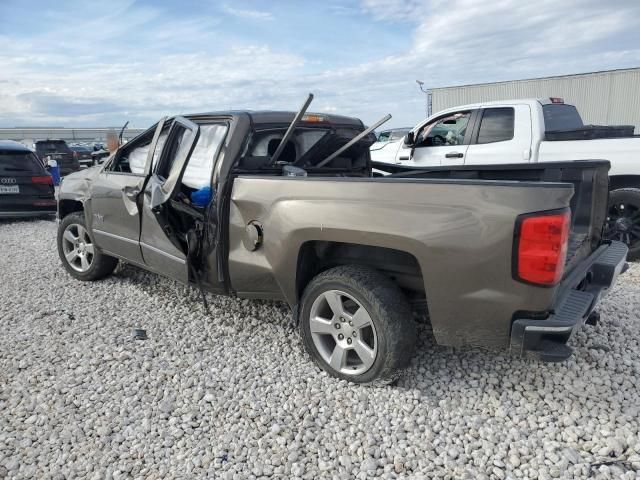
[{"x1": 0, "y1": 219, "x2": 639, "y2": 479}]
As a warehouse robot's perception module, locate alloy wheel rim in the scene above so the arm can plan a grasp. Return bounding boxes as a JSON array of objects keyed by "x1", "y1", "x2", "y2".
[
  {"x1": 61, "y1": 224, "x2": 95, "y2": 272},
  {"x1": 605, "y1": 201, "x2": 640, "y2": 249},
  {"x1": 309, "y1": 289, "x2": 378, "y2": 376}
]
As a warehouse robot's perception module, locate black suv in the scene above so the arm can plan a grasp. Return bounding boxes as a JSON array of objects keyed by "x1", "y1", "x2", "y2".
[
  {"x1": 34, "y1": 139, "x2": 80, "y2": 175},
  {"x1": 0, "y1": 141, "x2": 56, "y2": 218}
]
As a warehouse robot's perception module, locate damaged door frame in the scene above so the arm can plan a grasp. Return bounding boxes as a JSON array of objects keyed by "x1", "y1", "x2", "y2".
[{"x1": 137, "y1": 116, "x2": 201, "y2": 283}]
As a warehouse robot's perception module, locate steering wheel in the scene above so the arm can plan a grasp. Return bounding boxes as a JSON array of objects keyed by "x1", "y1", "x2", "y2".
[{"x1": 432, "y1": 135, "x2": 445, "y2": 146}]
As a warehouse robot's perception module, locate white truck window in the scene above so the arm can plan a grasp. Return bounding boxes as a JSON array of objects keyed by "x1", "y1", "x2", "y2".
[
  {"x1": 417, "y1": 112, "x2": 470, "y2": 147},
  {"x1": 476, "y1": 108, "x2": 515, "y2": 144}
]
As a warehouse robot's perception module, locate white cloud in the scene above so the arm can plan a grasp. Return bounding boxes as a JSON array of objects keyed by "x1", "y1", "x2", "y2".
[
  {"x1": 222, "y1": 5, "x2": 273, "y2": 20},
  {"x1": 1, "y1": 0, "x2": 639, "y2": 129}
]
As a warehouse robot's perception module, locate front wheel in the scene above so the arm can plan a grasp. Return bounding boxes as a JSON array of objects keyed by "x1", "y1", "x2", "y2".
[
  {"x1": 605, "y1": 188, "x2": 640, "y2": 261},
  {"x1": 299, "y1": 265, "x2": 416, "y2": 385},
  {"x1": 57, "y1": 212, "x2": 119, "y2": 281}
]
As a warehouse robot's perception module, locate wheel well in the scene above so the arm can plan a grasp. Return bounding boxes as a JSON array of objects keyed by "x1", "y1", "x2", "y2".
[
  {"x1": 296, "y1": 241, "x2": 426, "y2": 305},
  {"x1": 609, "y1": 175, "x2": 640, "y2": 191},
  {"x1": 58, "y1": 199, "x2": 84, "y2": 219}
]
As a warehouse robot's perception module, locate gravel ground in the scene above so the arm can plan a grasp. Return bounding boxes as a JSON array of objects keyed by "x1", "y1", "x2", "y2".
[{"x1": 0, "y1": 219, "x2": 639, "y2": 480}]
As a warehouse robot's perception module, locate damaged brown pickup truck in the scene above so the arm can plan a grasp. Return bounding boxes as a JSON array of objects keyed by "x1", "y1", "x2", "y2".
[{"x1": 57, "y1": 103, "x2": 628, "y2": 384}]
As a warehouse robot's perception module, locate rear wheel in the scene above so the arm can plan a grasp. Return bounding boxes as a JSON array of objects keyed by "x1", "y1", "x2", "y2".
[
  {"x1": 57, "y1": 212, "x2": 119, "y2": 280},
  {"x1": 299, "y1": 265, "x2": 416, "y2": 385},
  {"x1": 605, "y1": 188, "x2": 640, "y2": 261}
]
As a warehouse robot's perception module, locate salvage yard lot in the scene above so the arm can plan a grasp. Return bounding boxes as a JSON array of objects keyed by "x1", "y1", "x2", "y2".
[{"x1": 0, "y1": 219, "x2": 639, "y2": 479}]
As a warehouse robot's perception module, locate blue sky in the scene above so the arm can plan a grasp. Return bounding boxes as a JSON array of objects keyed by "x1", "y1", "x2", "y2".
[{"x1": 1, "y1": 0, "x2": 639, "y2": 128}]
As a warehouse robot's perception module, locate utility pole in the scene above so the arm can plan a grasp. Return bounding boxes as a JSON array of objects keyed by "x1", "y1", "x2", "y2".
[{"x1": 416, "y1": 80, "x2": 432, "y2": 118}]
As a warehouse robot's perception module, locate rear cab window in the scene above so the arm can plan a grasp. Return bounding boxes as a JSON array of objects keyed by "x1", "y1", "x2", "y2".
[
  {"x1": 35, "y1": 141, "x2": 72, "y2": 155},
  {"x1": 239, "y1": 124, "x2": 371, "y2": 172},
  {"x1": 0, "y1": 150, "x2": 46, "y2": 174},
  {"x1": 542, "y1": 104, "x2": 584, "y2": 131}
]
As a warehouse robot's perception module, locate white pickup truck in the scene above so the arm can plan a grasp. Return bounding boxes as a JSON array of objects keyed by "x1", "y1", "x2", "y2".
[{"x1": 371, "y1": 98, "x2": 640, "y2": 260}]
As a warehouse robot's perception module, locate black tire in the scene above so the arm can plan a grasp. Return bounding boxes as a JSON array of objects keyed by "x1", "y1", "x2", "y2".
[
  {"x1": 57, "y1": 212, "x2": 119, "y2": 281},
  {"x1": 299, "y1": 265, "x2": 416, "y2": 385},
  {"x1": 606, "y1": 188, "x2": 640, "y2": 261}
]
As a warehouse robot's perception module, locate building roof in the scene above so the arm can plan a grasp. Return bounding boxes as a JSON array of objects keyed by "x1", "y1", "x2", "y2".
[{"x1": 429, "y1": 67, "x2": 640, "y2": 91}]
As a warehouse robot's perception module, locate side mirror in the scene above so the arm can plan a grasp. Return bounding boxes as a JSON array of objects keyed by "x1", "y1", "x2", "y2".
[{"x1": 404, "y1": 131, "x2": 415, "y2": 146}]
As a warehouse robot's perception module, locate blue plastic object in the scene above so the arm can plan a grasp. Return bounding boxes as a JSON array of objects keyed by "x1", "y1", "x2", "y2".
[
  {"x1": 48, "y1": 164, "x2": 60, "y2": 186},
  {"x1": 191, "y1": 186, "x2": 212, "y2": 207}
]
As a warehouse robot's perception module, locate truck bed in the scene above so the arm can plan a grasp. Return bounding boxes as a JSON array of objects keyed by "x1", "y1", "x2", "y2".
[
  {"x1": 538, "y1": 136, "x2": 640, "y2": 177},
  {"x1": 228, "y1": 161, "x2": 611, "y2": 350},
  {"x1": 373, "y1": 160, "x2": 610, "y2": 276}
]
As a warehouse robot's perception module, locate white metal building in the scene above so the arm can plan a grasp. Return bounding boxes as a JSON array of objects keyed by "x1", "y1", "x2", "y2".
[{"x1": 429, "y1": 68, "x2": 640, "y2": 132}]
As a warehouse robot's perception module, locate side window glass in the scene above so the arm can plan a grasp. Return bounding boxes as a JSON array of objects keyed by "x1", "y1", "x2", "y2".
[
  {"x1": 107, "y1": 123, "x2": 167, "y2": 175},
  {"x1": 181, "y1": 124, "x2": 228, "y2": 190},
  {"x1": 109, "y1": 140, "x2": 151, "y2": 174},
  {"x1": 476, "y1": 108, "x2": 515, "y2": 144},
  {"x1": 416, "y1": 112, "x2": 470, "y2": 147}
]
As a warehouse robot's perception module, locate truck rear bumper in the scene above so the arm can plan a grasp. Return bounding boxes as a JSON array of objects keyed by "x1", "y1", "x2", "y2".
[{"x1": 510, "y1": 241, "x2": 628, "y2": 361}]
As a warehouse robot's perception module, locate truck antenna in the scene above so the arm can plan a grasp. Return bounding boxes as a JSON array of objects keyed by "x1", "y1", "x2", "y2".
[
  {"x1": 316, "y1": 113, "x2": 392, "y2": 168},
  {"x1": 119, "y1": 121, "x2": 130, "y2": 144},
  {"x1": 270, "y1": 93, "x2": 314, "y2": 165}
]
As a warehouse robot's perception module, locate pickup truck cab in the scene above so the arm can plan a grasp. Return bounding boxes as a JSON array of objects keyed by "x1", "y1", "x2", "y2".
[
  {"x1": 56, "y1": 109, "x2": 627, "y2": 384},
  {"x1": 375, "y1": 98, "x2": 640, "y2": 259}
]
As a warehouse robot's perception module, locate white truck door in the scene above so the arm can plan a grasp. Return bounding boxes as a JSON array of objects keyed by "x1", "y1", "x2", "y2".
[
  {"x1": 464, "y1": 105, "x2": 532, "y2": 165},
  {"x1": 405, "y1": 111, "x2": 472, "y2": 167}
]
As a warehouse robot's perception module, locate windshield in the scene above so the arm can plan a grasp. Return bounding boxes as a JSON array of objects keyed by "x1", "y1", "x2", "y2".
[
  {"x1": 543, "y1": 104, "x2": 583, "y2": 131},
  {"x1": 0, "y1": 151, "x2": 45, "y2": 174}
]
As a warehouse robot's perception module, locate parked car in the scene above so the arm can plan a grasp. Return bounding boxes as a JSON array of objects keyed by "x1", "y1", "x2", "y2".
[
  {"x1": 373, "y1": 98, "x2": 640, "y2": 260},
  {"x1": 34, "y1": 139, "x2": 80, "y2": 176},
  {"x1": 69, "y1": 145, "x2": 94, "y2": 167},
  {"x1": 56, "y1": 108, "x2": 626, "y2": 384},
  {"x1": 0, "y1": 141, "x2": 56, "y2": 218}
]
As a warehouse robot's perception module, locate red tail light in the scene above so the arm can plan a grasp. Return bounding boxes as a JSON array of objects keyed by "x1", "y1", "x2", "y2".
[
  {"x1": 31, "y1": 175, "x2": 53, "y2": 185},
  {"x1": 514, "y1": 210, "x2": 570, "y2": 286}
]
